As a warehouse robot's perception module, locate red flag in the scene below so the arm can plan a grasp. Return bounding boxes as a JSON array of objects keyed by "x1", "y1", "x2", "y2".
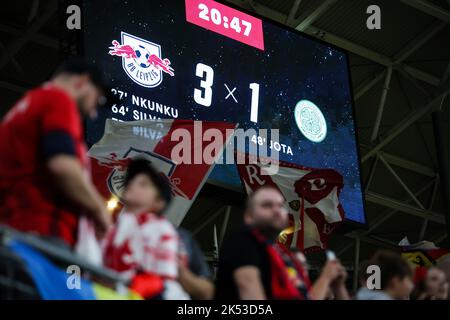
[{"x1": 89, "y1": 119, "x2": 236, "y2": 225}]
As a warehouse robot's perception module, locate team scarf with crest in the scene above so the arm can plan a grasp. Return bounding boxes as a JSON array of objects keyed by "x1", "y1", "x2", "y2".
[{"x1": 250, "y1": 227, "x2": 312, "y2": 300}]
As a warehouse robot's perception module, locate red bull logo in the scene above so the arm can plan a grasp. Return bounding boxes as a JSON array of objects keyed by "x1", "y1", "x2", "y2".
[
  {"x1": 109, "y1": 41, "x2": 137, "y2": 59},
  {"x1": 108, "y1": 32, "x2": 175, "y2": 88},
  {"x1": 147, "y1": 54, "x2": 174, "y2": 77},
  {"x1": 97, "y1": 152, "x2": 133, "y2": 170}
]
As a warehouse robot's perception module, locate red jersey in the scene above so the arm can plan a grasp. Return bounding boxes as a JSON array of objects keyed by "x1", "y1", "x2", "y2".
[{"x1": 0, "y1": 84, "x2": 89, "y2": 246}]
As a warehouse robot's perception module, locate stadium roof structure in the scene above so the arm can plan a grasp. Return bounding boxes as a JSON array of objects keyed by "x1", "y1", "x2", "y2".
[{"x1": 0, "y1": 0, "x2": 449, "y2": 286}]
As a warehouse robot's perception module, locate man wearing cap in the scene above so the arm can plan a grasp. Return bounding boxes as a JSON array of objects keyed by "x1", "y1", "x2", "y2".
[{"x1": 0, "y1": 59, "x2": 112, "y2": 248}]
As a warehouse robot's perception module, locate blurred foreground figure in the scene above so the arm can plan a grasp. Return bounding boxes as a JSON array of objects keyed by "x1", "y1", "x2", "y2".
[
  {"x1": 215, "y1": 186, "x2": 349, "y2": 300},
  {"x1": 102, "y1": 159, "x2": 189, "y2": 300},
  {"x1": 0, "y1": 59, "x2": 111, "y2": 247},
  {"x1": 178, "y1": 228, "x2": 215, "y2": 299},
  {"x1": 437, "y1": 256, "x2": 450, "y2": 299},
  {"x1": 356, "y1": 250, "x2": 413, "y2": 300},
  {"x1": 412, "y1": 267, "x2": 448, "y2": 300}
]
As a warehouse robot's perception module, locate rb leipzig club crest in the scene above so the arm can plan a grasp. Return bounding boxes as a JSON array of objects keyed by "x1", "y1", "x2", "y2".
[
  {"x1": 108, "y1": 32, "x2": 175, "y2": 88},
  {"x1": 95, "y1": 147, "x2": 177, "y2": 200}
]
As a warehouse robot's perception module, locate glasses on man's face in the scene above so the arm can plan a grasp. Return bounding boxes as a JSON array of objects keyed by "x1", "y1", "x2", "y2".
[{"x1": 258, "y1": 200, "x2": 288, "y2": 213}]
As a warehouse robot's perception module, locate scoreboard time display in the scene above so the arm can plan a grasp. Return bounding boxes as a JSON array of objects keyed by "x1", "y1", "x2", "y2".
[{"x1": 84, "y1": 0, "x2": 366, "y2": 224}]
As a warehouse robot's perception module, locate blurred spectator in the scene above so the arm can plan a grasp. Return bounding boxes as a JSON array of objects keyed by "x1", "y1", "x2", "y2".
[
  {"x1": 437, "y1": 255, "x2": 450, "y2": 299},
  {"x1": 215, "y1": 186, "x2": 348, "y2": 300},
  {"x1": 0, "y1": 59, "x2": 111, "y2": 248},
  {"x1": 354, "y1": 260, "x2": 372, "y2": 299},
  {"x1": 356, "y1": 250, "x2": 413, "y2": 300},
  {"x1": 102, "y1": 159, "x2": 189, "y2": 300},
  {"x1": 177, "y1": 228, "x2": 215, "y2": 299},
  {"x1": 313, "y1": 258, "x2": 350, "y2": 300},
  {"x1": 411, "y1": 266, "x2": 448, "y2": 300}
]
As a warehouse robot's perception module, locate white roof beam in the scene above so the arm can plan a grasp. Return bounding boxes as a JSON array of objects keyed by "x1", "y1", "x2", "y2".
[
  {"x1": 367, "y1": 179, "x2": 436, "y2": 232},
  {"x1": 361, "y1": 88, "x2": 450, "y2": 163},
  {"x1": 0, "y1": 41, "x2": 23, "y2": 73},
  {"x1": 227, "y1": 0, "x2": 442, "y2": 87},
  {"x1": 294, "y1": 0, "x2": 338, "y2": 31},
  {"x1": 0, "y1": 81, "x2": 27, "y2": 94},
  {"x1": 378, "y1": 151, "x2": 437, "y2": 177},
  {"x1": 370, "y1": 67, "x2": 393, "y2": 142},
  {"x1": 378, "y1": 154, "x2": 426, "y2": 209},
  {"x1": 0, "y1": 1, "x2": 57, "y2": 71},
  {"x1": 400, "y1": 0, "x2": 450, "y2": 23},
  {"x1": 286, "y1": 0, "x2": 302, "y2": 26},
  {"x1": 392, "y1": 21, "x2": 446, "y2": 63},
  {"x1": 355, "y1": 21, "x2": 444, "y2": 101},
  {"x1": 360, "y1": 143, "x2": 437, "y2": 178},
  {"x1": 304, "y1": 25, "x2": 441, "y2": 86},
  {"x1": 365, "y1": 192, "x2": 445, "y2": 224},
  {"x1": 0, "y1": 24, "x2": 59, "y2": 50},
  {"x1": 337, "y1": 179, "x2": 437, "y2": 255},
  {"x1": 354, "y1": 70, "x2": 386, "y2": 101}
]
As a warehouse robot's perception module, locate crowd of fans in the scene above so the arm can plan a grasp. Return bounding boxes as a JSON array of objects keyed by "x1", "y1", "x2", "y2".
[{"x1": 1, "y1": 60, "x2": 450, "y2": 300}]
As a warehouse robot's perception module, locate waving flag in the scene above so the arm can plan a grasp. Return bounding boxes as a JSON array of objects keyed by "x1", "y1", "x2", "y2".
[
  {"x1": 399, "y1": 237, "x2": 450, "y2": 267},
  {"x1": 89, "y1": 119, "x2": 236, "y2": 226},
  {"x1": 237, "y1": 153, "x2": 345, "y2": 253},
  {"x1": 7, "y1": 240, "x2": 141, "y2": 300}
]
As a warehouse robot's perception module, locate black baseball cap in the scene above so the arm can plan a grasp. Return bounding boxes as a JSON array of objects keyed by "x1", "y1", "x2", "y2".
[{"x1": 53, "y1": 58, "x2": 118, "y2": 106}]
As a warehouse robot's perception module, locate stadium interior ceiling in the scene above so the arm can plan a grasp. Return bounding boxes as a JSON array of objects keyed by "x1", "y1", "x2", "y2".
[{"x1": 0, "y1": 0, "x2": 450, "y2": 280}]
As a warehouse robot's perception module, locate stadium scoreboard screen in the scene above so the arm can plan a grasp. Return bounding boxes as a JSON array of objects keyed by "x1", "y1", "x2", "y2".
[{"x1": 84, "y1": 0, "x2": 366, "y2": 224}]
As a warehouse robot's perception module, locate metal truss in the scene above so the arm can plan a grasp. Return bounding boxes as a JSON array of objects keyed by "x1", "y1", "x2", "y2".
[
  {"x1": 0, "y1": 0, "x2": 449, "y2": 259},
  {"x1": 222, "y1": 0, "x2": 450, "y2": 256},
  {"x1": 400, "y1": 0, "x2": 450, "y2": 23},
  {"x1": 0, "y1": 1, "x2": 57, "y2": 71}
]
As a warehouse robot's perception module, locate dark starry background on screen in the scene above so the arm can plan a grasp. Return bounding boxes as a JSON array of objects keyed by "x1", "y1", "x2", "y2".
[{"x1": 83, "y1": 0, "x2": 365, "y2": 223}]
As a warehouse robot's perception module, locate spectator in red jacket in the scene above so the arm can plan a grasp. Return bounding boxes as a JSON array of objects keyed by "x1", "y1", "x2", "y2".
[{"x1": 0, "y1": 59, "x2": 112, "y2": 248}]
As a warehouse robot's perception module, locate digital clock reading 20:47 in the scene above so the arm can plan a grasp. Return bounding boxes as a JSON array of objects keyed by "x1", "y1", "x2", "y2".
[
  {"x1": 198, "y1": 3, "x2": 252, "y2": 36},
  {"x1": 193, "y1": 62, "x2": 261, "y2": 124},
  {"x1": 186, "y1": 0, "x2": 265, "y2": 50}
]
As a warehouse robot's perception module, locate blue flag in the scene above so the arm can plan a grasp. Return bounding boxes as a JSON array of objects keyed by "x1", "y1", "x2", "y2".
[{"x1": 8, "y1": 240, "x2": 96, "y2": 300}]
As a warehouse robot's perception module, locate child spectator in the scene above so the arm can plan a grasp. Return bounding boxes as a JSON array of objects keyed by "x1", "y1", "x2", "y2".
[{"x1": 102, "y1": 159, "x2": 189, "y2": 299}]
